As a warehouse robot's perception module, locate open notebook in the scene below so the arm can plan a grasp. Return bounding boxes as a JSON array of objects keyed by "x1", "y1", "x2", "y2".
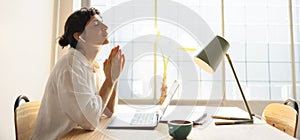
[{"x1": 107, "y1": 80, "x2": 179, "y2": 129}]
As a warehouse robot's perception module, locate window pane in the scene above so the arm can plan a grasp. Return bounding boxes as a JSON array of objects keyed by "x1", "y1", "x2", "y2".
[
  {"x1": 270, "y1": 63, "x2": 292, "y2": 82},
  {"x1": 197, "y1": 0, "x2": 221, "y2": 35},
  {"x1": 296, "y1": 63, "x2": 300, "y2": 82},
  {"x1": 225, "y1": 26, "x2": 246, "y2": 43},
  {"x1": 245, "y1": 7, "x2": 267, "y2": 25},
  {"x1": 297, "y1": 85, "x2": 300, "y2": 100},
  {"x1": 246, "y1": 82, "x2": 270, "y2": 100},
  {"x1": 119, "y1": 79, "x2": 132, "y2": 99},
  {"x1": 246, "y1": 43, "x2": 268, "y2": 62},
  {"x1": 180, "y1": 81, "x2": 200, "y2": 99},
  {"x1": 269, "y1": 44, "x2": 291, "y2": 62},
  {"x1": 270, "y1": 82, "x2": 293, "y2": 100},
  {"x1": 225, "y1": 81, "x2": 249, "y2": 100},
  {"x1": 247, "y1": 63, "x2": 269, "y2": 81},
  {"x1": 246, "y1": 25, "x2": 268, "y2": 43},
  {"x1": 225, "y1": 0, "x2": 293, "y2": 100},
  {"x1": 225, "y1": 62, "x2": 246, "y2": 81},
  {"x1": 267, "y1": 0, "x2": 288, "y2": 6},
  {"x1": 88, "y1": 0, "x2": 220, "y2": 100},
  {"x1": 224, "y1": 6, "x2": 245, "y2": 24},
  {"x1": 113, "y1": 24, "x2": 134, "y2": 42},
  {"x1": 78, "y1": 0, "x2": 298, "y2": 101},
  {"x1": 245, "y1": 0, "x2": 267, "y2": 6},
  {"x1": 296, "y1": 45, "x2": 300, "y2": 63},
  {"x1": 267, "y1": 6, "x2": 289, "y2": 25},
  {"x1": 294, "y1": 26, "x2": 300, "y2": 43},
  {"x1": 227, "y1": 43, "x2": 246, "y2": 62},
  {"x1": 268, "y1": 26, "x2": 290, "y2": 43}
]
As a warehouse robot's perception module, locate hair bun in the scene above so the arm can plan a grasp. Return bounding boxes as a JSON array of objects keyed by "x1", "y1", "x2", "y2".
[{"x1": 58, "y1": 35, "x2": 69, "y2": 47}]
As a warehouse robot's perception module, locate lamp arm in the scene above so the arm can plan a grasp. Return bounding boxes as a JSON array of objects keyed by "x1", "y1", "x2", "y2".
[{"x1": 225, "y1": 53, "x2": 253, "y2": 120}]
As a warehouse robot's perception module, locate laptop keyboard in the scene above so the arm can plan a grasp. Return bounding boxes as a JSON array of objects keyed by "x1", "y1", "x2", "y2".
[{"x1": 130, "y1": 113, "x2": 156, "y2": 125}]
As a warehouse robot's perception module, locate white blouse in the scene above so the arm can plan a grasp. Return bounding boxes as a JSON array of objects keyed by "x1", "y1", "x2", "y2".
[{"x1": 31, "y1": 48, "x2": 105, "y2": 140}]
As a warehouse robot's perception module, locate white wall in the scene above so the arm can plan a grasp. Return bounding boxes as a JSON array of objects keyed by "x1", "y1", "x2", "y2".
[{"x1": 0, "y1": 0, "x2": 54, "y2": 139}]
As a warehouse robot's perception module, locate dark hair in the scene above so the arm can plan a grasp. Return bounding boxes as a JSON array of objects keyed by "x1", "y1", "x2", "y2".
[{"x1": 58, "y1": 7, "x2": 100, "y2": 49}]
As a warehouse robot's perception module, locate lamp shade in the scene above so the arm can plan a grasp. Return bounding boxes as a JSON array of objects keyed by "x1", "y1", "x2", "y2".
[{"x1": 193, "y1": 35, "x2": 230, "y2": 73}]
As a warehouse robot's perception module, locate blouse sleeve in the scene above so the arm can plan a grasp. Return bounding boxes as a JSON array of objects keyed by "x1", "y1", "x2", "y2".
[{"x1": 57, "y1": 66, "x2": 102, "y2": 130}]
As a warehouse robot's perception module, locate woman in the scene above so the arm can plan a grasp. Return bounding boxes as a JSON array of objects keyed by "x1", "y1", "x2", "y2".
[{"x1": 31, "y1": 7, "x2": 125, "y2": 139}]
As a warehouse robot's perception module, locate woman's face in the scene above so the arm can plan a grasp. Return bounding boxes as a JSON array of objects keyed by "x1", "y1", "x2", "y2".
[{"x1": 80, "y1": 15, "x2": 109, "y2": 45}]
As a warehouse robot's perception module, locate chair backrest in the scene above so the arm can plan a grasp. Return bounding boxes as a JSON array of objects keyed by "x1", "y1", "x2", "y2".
[
  {"x1": 262, "y1": 100, "x2": 298, "y2": 137},
  {"x1": 284, "y1": 98, "x2": 299, "y2": 114},
  {"x1": 14, "y1": 95, "x2": 40, "y2": 140}
]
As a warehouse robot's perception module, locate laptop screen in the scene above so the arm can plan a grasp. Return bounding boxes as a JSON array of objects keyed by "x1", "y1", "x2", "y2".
[{"x1": 159, "y1": 80, "x2": 179, "y2": 114}]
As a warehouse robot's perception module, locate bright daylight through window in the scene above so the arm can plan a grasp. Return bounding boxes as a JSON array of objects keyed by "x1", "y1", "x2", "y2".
[{"x1": 73, "y1": 0, "x2": 300, "y2": 101}]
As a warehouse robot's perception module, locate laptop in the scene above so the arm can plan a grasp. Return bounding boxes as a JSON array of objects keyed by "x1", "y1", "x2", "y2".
[{"x1": 107, "y1": 80, "x2": 179, "y2": 129}]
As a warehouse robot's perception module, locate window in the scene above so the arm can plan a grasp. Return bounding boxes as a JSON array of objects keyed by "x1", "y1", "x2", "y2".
[
  {"x1": 73, "y1": 0, "x2": 299, "y2": 101},
  {"x1": 224, "y1": 0, "x2": 293, "y2": 100}
]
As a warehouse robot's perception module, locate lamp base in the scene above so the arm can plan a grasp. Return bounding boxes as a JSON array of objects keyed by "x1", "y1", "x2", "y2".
[{"x1": 212, "y1": 115, "x2": 253, "y2": 125}]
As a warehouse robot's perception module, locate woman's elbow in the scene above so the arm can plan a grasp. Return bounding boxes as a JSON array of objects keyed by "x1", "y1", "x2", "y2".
[{"x1": 103, "y1": 108, "x2": 115, "y2": 117}]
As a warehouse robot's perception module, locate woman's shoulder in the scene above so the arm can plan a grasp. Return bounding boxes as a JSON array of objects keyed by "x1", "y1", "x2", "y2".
[
  {"x1": 52, "y1": 49, "x2": 86, "y2": 72},
  {"x1": 55, "y1": 49, "x2": 75, "y2": 68}
]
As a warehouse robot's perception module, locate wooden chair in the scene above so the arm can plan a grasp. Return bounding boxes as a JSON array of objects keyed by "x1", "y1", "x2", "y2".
[
  {"x1": 262, "y1": 99, "x2": 299, "y2": 137},
  {"x1": 14, "y1": 95, "x2": 41, "y2": 140}
]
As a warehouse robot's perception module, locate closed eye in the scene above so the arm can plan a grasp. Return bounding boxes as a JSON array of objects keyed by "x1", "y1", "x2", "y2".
[{"x1": 93, "y1": 20, "x2": 99, "y2": 26}]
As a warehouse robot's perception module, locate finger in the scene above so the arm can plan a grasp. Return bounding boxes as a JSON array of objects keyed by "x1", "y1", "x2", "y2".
[
  {"x1": 108, "y1": 50, "x2": 115, "y2": 60},
  {"x1": 121, "y1": 54, "x2": 125, "y2": 69},
  {"x1": 115, "y1": 46, "x2": 121, "y2": 56},
  {"x1": 103, "y1": 59, "x2": 107, "y2": 66},
  {"x1": 117, "y1": 50, "x2": 122, "y2": 58},
  {"x1": 110, "y1": 47, "x2": 119, "y2": 59},
  {"x1": 108, "y1": 50, "x2": 113, "y2": 59},
  {"x1": 114, "y1": 45, "x2": 121, "y2": 55}
]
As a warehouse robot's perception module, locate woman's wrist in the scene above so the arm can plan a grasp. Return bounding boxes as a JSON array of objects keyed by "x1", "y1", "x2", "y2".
[{"x1": 104, "y1": 78, "x2": 115, "y2": 88}]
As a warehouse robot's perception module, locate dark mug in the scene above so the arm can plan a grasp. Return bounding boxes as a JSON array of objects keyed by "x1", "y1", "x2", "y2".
[{"x1": 168, "y1": 120, "x2": 192, "y2": 139}]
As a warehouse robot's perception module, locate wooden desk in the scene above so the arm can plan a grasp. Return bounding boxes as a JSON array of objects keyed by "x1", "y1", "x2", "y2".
[{"x1": 62, "y1": 105, "x2": 297, "y2": 140}]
